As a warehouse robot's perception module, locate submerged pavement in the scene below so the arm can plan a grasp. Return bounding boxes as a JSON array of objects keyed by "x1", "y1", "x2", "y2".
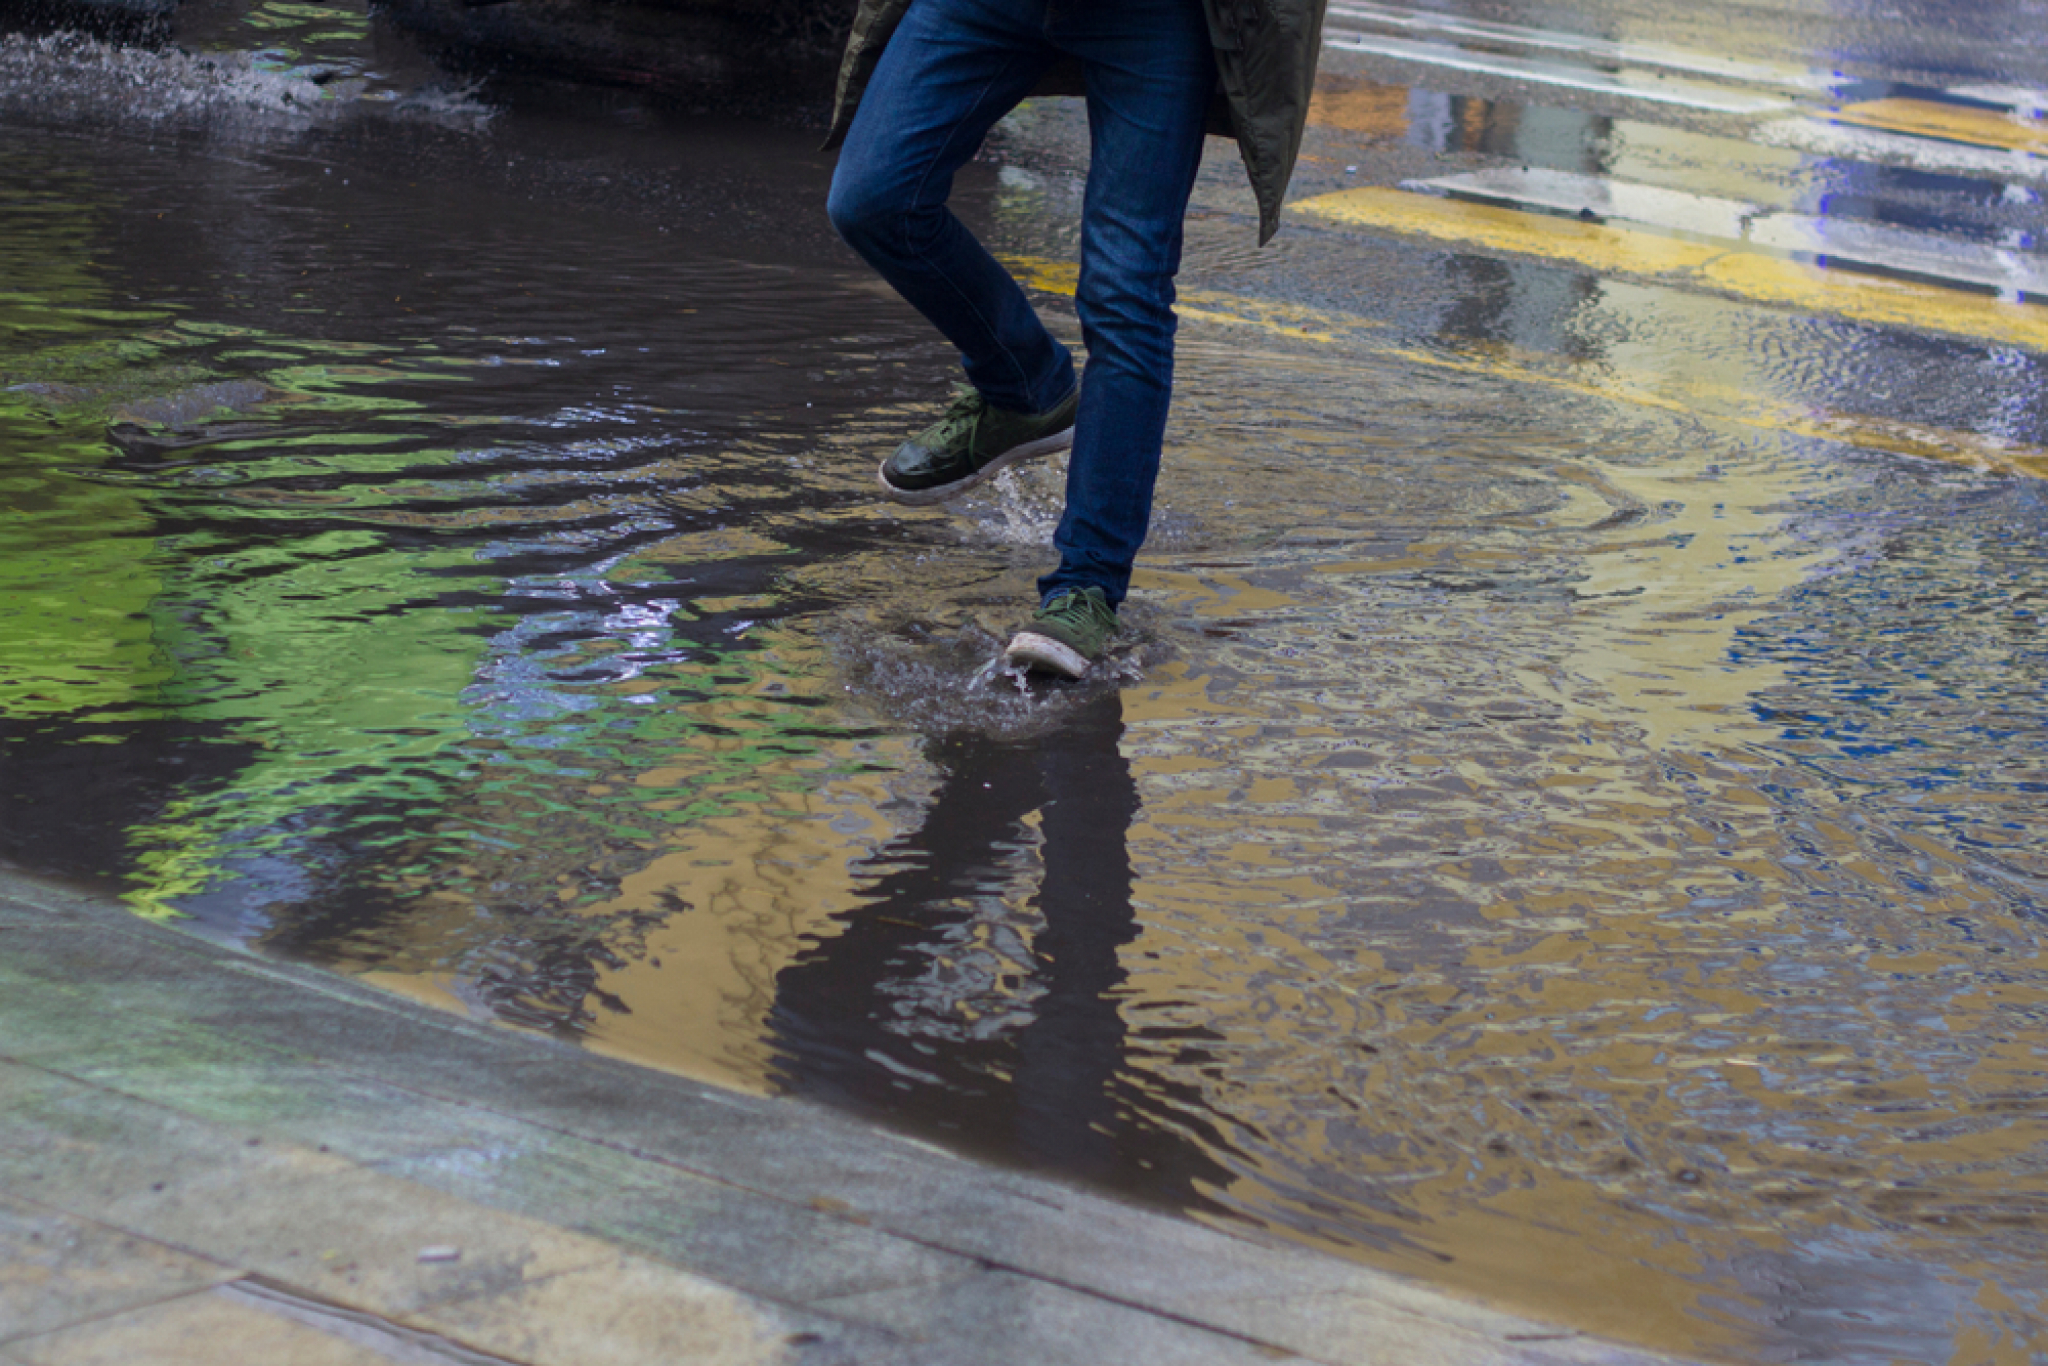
[{"x1": 0, "y1": 870, "x2": 1689, "y2": 1366}]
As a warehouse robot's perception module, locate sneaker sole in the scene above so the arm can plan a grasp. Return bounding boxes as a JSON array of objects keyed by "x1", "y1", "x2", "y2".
[
  {"x1": 877, "y1": 426, "x2": 1074, "y2": 508},
  {"x1": 1004, "y1": 630, "x2": 1093, "y2": 680}
]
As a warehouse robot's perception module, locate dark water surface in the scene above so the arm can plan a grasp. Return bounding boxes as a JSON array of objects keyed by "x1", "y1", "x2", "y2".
[{"x1": 3, "y1": 17, "x2": 2047, "y2": 1364}]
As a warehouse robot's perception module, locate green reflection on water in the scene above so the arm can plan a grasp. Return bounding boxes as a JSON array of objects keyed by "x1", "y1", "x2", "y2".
[
  {"x1": 1, "y1": 332, "x2": 497, "y2": 914},
  {"x1": 0, "y1": 182, "x2": 841, "y2": 931},
  {"x1": 0, "y1": 180, "x2": 180, "y2": 728}
]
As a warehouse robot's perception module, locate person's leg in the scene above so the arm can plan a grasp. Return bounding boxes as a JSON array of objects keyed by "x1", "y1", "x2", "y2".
[
  {"x1": 1035, "y1": 0, "x2": 1213, "y2": 608},
  {"x1": 826, "y1": 0, "x2": 1074, "y2": 416}
]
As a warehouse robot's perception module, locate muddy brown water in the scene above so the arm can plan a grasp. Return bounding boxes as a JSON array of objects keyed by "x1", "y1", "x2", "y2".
[{"x1": 3, "y1": 15, "x2": 2047, "y2": 1364}]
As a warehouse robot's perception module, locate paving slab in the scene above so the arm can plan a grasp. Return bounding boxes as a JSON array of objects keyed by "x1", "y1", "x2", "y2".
[
  {"x1": 812, "y1": 1268, "x2": 1288, "y2": 1366},
  {"x1": 381, "y1": 1135, "x2": 978, "y2": 1305},
  {"x1": 0, "y1": 1198, "x2": 237, "y2": 1341},
  {"x1": 0, "y1": 869, "x2": 1704, "y2": 1366},
  {"x1": 409, "y1": 1259, "x2": 846, "y2": 1366},
  {"x1": 7, "y1": 1290, "x2": 413, "y2": 1366}
]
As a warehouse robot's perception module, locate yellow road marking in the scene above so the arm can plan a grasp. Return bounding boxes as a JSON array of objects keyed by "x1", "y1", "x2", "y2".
[
  {"x1": 1291, "y1": 186, "x2": 2048, "y2": 353},
  {"x1": 999, "y1": 250, "x2": 2048, "y2": 481},
  {"x1": 1301, "y1": 188, "x2": 1726, "y2": 275},
  {"x1": 1000, "y1": 256, "x2": 1375, "y2": 344},
  {"x1": 1832, "y1": 97, "x2": 2048, "y2": 154}
]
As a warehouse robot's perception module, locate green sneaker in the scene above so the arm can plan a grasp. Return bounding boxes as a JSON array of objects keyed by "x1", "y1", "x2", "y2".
[
  {"x1": 1005, "y1": 586, "x2": 1117, "y2": 679},
  {"x1": 878, "y1": 384, "x2": 1079, "y2": 506}
]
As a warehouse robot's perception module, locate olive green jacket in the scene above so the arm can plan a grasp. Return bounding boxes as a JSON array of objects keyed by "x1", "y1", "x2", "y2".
[{"x1": 823, "y1": 0, "x2": 1329, "y2": 245}]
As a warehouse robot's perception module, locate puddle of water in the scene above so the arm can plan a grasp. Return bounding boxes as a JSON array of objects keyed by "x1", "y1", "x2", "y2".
[{"x1": 3, "y1": 35, "x2": 2047, "y2": 1366}]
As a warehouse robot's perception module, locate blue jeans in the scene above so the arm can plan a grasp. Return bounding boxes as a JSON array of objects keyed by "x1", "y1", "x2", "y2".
[{"x1": 827, "y1": 0, "x2": 1215, "y2": 608}]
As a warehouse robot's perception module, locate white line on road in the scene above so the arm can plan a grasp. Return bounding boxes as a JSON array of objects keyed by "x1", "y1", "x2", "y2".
[
  {"x1": 1417, "y1": 167, "x2": 2048, "y2": 295},
  {"x1": 1947, "y1": 84, "x2": 2048, "y2": 115},
  {"x1": 1320, "y1": 32, "x2": 1794, "y2": 115},
  {"x1": 1325, "y1": 1, "x2": 1835, "y2": 94},
  {"x1": 1756, "y1": 118, "x2": 2048, "y2": 183},
  {"x1": 1745, "y1": 214, "x2": 2048, "y2": 295},
  {"x1": 1413, "y1": 167, "x2": 1762, "y2": 239}
]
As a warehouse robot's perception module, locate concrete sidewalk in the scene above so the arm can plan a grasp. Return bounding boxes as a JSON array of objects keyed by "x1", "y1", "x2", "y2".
[{"x1": 0, "y1": 870, "x2": 1693, "y2": 1366}]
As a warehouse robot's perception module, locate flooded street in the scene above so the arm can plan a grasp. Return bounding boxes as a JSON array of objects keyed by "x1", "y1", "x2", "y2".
[{"x1": 3, "y1": 2, "x2": 2046, "y2": 1361}]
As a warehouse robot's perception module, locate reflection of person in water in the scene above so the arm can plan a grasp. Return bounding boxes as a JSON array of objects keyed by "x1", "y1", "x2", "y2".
[{"x1": 768, "y1": 691, "x2": 1228, "y2": 1198}]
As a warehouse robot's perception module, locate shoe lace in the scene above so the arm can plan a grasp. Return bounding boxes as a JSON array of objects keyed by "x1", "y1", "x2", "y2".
[
  {"x1": 1038, "y1": 588, "x2": 1110, "y2": 629},
  {"x1": 927, "y1": 386, "x2": 987, "y2": 447}
]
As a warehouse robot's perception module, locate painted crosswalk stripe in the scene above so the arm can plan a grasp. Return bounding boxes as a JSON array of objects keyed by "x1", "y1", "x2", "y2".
[
  {"x1": 1297, "y1": 16, "x2": 2048, "y2": 447},
  {"x1": 1744, "y1": 215, "x2": 2048, "y2": 297},
  {"x1": 1325, "y1": 2, "x2": 1831, "y2": 94},
  {"x1": 1415, "y1": 168, "x2": 2048, "y2": 296},
  {"x1": 1830, "y1": 97, "x2": 2048, "y2": 155},
  {"x1": 1949, "y1": 84, "x2": 2048, "y2": 115},
  {"x1": 1415, "y1": 169, "x2": 1760, "y2": 241},
  {"x1": 1315, "y1": 9, "x2": 2048, "y2": 181},
  {"x1": 1291, "y1": 187, "x2": 2048, "y2": 351},
  {"x1": 1756, "y1": 117, "x2": 2048, "y2": 183},
  {"x1": 1318, "y1": 32, "x2": 1792, "y2": 115}
]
